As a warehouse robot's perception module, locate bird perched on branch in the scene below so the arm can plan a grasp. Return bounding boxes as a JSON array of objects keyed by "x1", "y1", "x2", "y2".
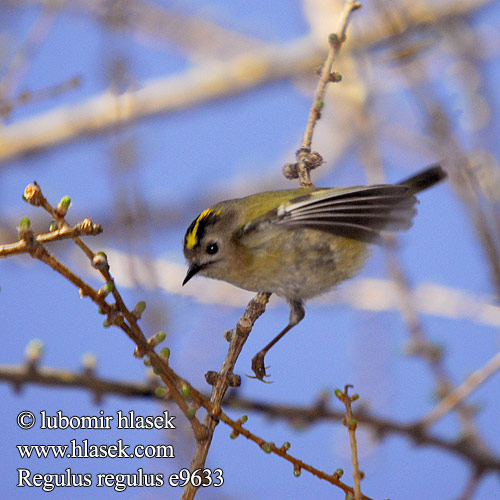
[{"x1": 183, "y1": 164, "x2": 447, "y2": 380}]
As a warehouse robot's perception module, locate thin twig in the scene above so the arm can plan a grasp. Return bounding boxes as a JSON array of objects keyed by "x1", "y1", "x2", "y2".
[
  {"x1": 217, "y1": 409, "x2": 374, "y2": 500},
  {"x1": 457, "y1": 469, "x2": 482, "y2": 500},
  {"x1": 300, "y1": 0, "x2": 361, "y2": 153},
  {"x1": 17, "y1": 183, "x2": 208, "y2": 440},
  {"x1": 0, "y1": 219, "x2": 102, "y2": 257},
  {"x1": 1, "y1": 361, "x2": 499, "y2": 474},
  {"x1": 294, "y1": 0, "x2": 361, "y2": 186},
  {"x1": 0, "y1": 0, "x2": 493, "y2": 166},
  {"x1": 336, "y1": 386, "x2": 362, "y2": 500},
  {"x1": 418, "y1": 350, "x2": 500, "y2": 428},
  {"x1": 181, "y1": 292, "x2": 271, "y2": 500}
]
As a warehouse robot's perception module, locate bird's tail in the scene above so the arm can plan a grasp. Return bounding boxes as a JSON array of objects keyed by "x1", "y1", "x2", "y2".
[{"x1": 398, "y1": 164, "x2": 447, "y2": 194}]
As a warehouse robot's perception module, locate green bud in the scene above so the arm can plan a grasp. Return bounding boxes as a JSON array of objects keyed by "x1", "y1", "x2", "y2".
[
  {"x1": 49, "y1": 221, "x2": 58, "y2": 232},
  {"x1": 58, "y1": 196, "x2": 71, "y2": 214},
  {"x1": 160, "y1": 347, "x2": 171, "y2": 359},
  {"x1": 293, "y1": 466, "x2": 301, "y2": 477},
  {"x1": 105, "y1": 281, "x2": 114, "y2": 292},
  {"x1": 143, "y1": 357, "x2": 151, "y2": 367},
  {"x1": 153, "y1": 331, "x2": 166, "y2": 344},
  {"x1": 103, "y1": 319, "x2": 111, "y2": 328},
  {"x1": 18, "y1": 217, "x2": 31, "y2": 230},
  {"x1": 330, "y1": 71, "x2": 342, "y2": 82},
  {"x1": 315, "y1": 100, "x2": 324, "y2": 111},
  {"x1": 334, "y1": 388, "x2": 343, "y2": 399},
  {"x1": 155, "y1": 386, "x2": 168, "y2": 398},
  {"x1": 59, "y1": 196, "x2": 71, "y2": 208},
  {"x1": 132, "y1": 301, "x2": 147, "y2": 318},
  {"x1": 181, "y1": 384, "x2": 190, "y2": 397},
  {"x1": 281, "y1": 441, "x2": 291, "y2": 451},
  {"x1": 239, "y1": 415, "x2": 248, "y2": 424},
  {"x1": 230, "y1": 430, "x2": 239, "y2": 439},
  {"x1": 261, "y1": 442, "x2": 272, "y2": 454},
  {"x1": 153, "y1": 366, "x2": 161, "y2": 375},
  {"x1": 186, "y1": 406, "x2": 197, "y2": 419},
  {"x1": 351, "y1": 393, "x2": 359, "y2": 401},
  {"x1": 329, "y1": 33, "x2": 339, "y2": 46},
  {"x1": 334, "y1": 468, "x2": 344, "y2": 478}
]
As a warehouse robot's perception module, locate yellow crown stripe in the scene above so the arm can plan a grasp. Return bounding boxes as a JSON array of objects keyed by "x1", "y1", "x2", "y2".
[{"x1": 186, "y1": 208, "x2": 214, "y2": 249}]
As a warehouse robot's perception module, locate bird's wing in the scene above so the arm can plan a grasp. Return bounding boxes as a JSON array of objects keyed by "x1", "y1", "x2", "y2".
[{"x1": 239, "y1": 185, "x2": 418, "y2": 244}]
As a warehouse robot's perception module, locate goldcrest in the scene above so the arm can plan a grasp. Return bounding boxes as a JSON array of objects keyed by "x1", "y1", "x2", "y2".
[{"x1": 183, "y1": 165, "x2": 446, "y2": 380}]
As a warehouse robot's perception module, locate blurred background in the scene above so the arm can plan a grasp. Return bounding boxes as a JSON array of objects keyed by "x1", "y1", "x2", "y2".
[{"x1": 1, "y1": 0, "x2": 500, "y2": 498}]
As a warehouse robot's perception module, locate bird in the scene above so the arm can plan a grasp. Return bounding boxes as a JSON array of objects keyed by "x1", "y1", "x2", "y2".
[{"x1": 182, "y1": 164, "x2": 447, "y2": 380}]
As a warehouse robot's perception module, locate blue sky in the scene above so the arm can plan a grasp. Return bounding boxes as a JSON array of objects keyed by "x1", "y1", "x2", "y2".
[{"x1": 1, "y1": 1, "x2": 499, "y2": 499}]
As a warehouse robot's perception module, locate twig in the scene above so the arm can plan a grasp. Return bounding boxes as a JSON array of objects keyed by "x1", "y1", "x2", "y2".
[
  {"x1": 457, "y1": 469, "x2": 482, "y2": 500},
  {"x1": 0, "y1": 0, "x2": 493, "y2": 166},
  {"x1": 181, "y1": 292, "x2": 271, "y2": 500},
  {"x1": 300, "y1": 0, "x2": 361, "y2": 154},
  {"x1": 418, "y1": 350, "x2": 500, "y2": 428},
  {"x1": 0, "y1": 219, "x2": 102, "y2": 257},
  {"x1": 0, "y1": 363, "x2": 157, "y2": 401},
  {"x1": 15, "y1": 183, "x2": 208, "y2": 441},
  {"x1": 293, "y1": 0, "x2": 362, "y2": 186},
  {"x1": 217, "y1": 409, "x2": 374, "y2": 500},
  {"x1": 336, "y1": 386, "x2": 362, "y2": 500},
  {"x1": 1, "y1": 361, "x2": 499, "y2": 474}
]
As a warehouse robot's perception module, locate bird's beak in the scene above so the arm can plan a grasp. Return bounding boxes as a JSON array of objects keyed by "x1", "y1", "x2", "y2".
[{"x1": 182, "y1": 262, "x2": 204, "y2": 286}]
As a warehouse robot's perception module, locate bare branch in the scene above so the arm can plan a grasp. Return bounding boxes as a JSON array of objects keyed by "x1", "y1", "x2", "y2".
[
  {"x1": 181, "y1": 292, "x2": 271, "y2": 500},
  {"x1": 0, "y1": 0, "x2": 493, "y2": 166},
  {"x1": 418, "y1": 350, "x2": 500, "y2": 428}
]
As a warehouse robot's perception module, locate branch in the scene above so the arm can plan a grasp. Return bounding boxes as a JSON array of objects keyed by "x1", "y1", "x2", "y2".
[
  {"x1": 0, "y1": 0, "x2": 493, "y2": 166},
  {"x1": 336, "y1": 386, "x2": 363, "y2": 500},
  {"x1": 1, "y1": 184, "x2": 380, "y2": 499},
  {"x1": 4, "y1": 183, "x2": 209, "y2": 441},
  {"x1": 0, "y1": 219, "x2": 102, "y2": 257},
  {"x1": 0, "y1": 363, "x2": 156, "y2": 402},
  {"x1": 181, "y1": 292, "x2": 271, "y2": 500},
  {"x1": 217, "y1": 409, "x2": 374, "y2": 500},
  {"x1": 1, "y1": 362, "x2": 499, "y2": 474},
  {"x1": 290, "y1": 0, "x2": 362, "y2": 186},
  {"x1": 0, "y1": 37, "x2": 324, "y2": 166},
  {"x1": 417, "y1": 350, "x2": 500, "y2": 428}
]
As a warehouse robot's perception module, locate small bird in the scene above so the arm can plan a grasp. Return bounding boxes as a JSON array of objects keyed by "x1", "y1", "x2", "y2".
[{"x1": 182, "y1": 165, "x2": 447, "y2": 380}]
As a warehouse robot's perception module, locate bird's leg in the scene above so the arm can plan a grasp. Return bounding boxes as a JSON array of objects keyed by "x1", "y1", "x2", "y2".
[{"x1": 251, "y1": 300, "x2": 305, "y2": 381}]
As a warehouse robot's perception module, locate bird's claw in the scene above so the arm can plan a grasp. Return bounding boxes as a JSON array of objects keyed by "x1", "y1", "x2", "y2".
[{"x1": 250, "y1": 352, "x2": 273, "y2": 382}]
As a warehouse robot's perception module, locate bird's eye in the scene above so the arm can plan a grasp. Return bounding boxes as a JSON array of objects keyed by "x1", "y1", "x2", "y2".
[{"x1": 206, "y1": 242, "x2": 219, "y2": 255}]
